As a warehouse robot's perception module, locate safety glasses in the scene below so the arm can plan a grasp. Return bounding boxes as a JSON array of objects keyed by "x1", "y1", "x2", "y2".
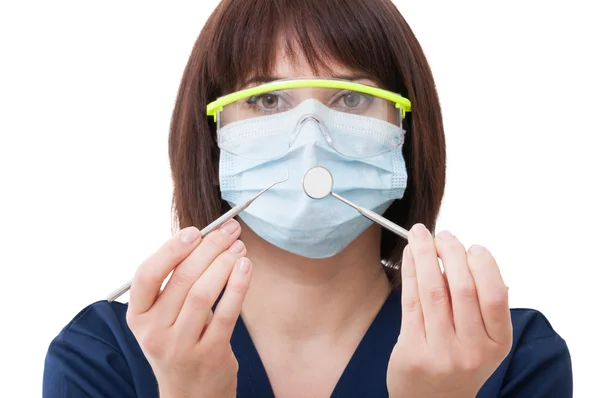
[{"x1": 206, "y1": 78, "x2": 412, "y2": 159}]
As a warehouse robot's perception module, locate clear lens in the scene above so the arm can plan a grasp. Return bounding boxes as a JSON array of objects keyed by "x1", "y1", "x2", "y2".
[{"x1": 217, "y1": 86, "x2": 404, "y2": 159}]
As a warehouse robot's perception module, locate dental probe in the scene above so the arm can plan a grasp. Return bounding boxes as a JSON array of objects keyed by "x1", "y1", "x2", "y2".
[{"x1": 106, "y1": 174, "x2": 289, "y2": 302}]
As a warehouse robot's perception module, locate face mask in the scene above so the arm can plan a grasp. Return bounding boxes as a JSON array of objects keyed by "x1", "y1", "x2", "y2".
[{"x1": 219, "y1": 99, "x2": 408, "y2": 258}]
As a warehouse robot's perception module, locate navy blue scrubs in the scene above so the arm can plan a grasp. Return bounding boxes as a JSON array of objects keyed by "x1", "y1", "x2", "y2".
[{"x1": 43, "y1": 289, "x2": 572, "y2": 397}]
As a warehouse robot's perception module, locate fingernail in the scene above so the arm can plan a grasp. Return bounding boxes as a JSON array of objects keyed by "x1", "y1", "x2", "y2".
[
  {"x1": 220, "y1": 219, "x2": 239, "y2": 235},
  {"x1": 411, "y1": 223, "x2": 430, "y2": 239},
  {"x1": 437, "y1": 230, "x2": 454, "y2": 240},
  {"x1": 236, "y1": 258, "x2": 250, "y2": 274},
  {"x1": 180, "y1": 227, "x2": 200, "y2": 243},
  {"x1": 229, "y1": 240, "x2": 245, "y2": 253},
  {"x1": 469, "y1": 244, "x2": 487, "y2": 255}
]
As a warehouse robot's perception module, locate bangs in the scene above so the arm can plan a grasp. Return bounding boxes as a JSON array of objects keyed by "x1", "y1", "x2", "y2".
[{"x1": 205, "y1": 0, "x2": 408, "y2": 97}]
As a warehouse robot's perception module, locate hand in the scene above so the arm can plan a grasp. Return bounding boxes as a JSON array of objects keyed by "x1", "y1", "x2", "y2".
[
  {"x1": 387, "y1": 224, "x2": 512, "y2": 398},
  {"x1": 126, "y1": 220, "x2": 251, "y2": 398}
]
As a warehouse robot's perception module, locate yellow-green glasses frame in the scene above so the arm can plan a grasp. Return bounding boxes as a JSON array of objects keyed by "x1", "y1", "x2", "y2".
[{"x1": 206, "y1": 79, "x2": 412, "y2": 122}]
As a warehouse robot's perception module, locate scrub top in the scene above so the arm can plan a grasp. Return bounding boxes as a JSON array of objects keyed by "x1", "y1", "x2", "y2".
[{"x1": 43, "y1": 289, "x2": 572, "y2": 397}]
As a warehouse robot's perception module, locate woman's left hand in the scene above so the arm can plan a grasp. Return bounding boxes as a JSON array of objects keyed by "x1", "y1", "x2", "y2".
[{"x1": 387, "y1": 224, "x2": 513, "y2": 398}]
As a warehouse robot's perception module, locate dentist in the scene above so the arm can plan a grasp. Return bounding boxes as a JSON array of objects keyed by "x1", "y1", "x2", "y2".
[{"x1": 43, "y1": 0, "x2": 572, "y2": 397}]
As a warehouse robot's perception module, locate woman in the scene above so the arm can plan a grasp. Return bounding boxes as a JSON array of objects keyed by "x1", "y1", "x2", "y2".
[{"x1": 43, "y1": 0, "x2": 572, "y2": 397}]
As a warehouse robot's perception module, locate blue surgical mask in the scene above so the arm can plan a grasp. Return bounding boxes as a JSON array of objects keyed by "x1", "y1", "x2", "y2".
[{"x1": 219, "y1": 99, "x2": 408, "y2": 258}]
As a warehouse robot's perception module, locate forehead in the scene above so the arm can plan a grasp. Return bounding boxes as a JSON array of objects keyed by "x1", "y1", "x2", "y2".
[
  {"x1": 271, "y1": 41, "x2": 355, "y2": 78},
  {"x1": 238, "y1": 37, "x2": 379, "y2": 89}
]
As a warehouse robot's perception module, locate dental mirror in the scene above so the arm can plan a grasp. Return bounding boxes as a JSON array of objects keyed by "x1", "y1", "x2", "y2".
[
  {"x1": 302, "y1": 166, "x2": 334, "y2": 199},
  {"x1": 302, "y1": 166, "x2": 409, "y2": 239}
]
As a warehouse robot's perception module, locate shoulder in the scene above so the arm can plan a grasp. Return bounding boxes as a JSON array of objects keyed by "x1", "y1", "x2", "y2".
[
  {"x1": 479, "y1": 307, "x2": 573, "y2": 397},
  {"x1": 387, "y1": 290, "x2": 572, "y2": 397},
  {"x1": 51, "y1": 300, "x2": 139, "y2": 361},
  {"x1": 43, "y1": 301, "x2": 157, "y2": 398},
  {"x1": 507, "y1": 307, "x2": 572, "y2": 376},
  {"x1": 60, "y1": 300, "x2": 130, "y2": 341},
  {"x1": 509, "y1": 307, "x2": 565, "y2": 342}
]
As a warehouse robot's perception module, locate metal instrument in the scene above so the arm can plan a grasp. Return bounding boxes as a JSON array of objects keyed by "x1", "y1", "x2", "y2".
[
  {"x1": 302, "y1": 166, "x2": 409, "y2": 239},
  {"x1": 106, "y1": 174, "x2": 289, "y2": 302}
]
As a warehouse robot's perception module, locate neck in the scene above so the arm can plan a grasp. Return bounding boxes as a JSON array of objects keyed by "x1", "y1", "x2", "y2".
[{"x1": 239, "y1": 221, "x2": 392, "y2": 343}]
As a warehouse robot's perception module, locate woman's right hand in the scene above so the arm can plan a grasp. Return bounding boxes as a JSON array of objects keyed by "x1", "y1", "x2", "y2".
[{"x1": 126, "y1": 219, "x2": 251, "y2": 398}]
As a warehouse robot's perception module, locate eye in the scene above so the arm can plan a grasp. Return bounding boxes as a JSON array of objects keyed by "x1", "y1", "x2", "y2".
[
  {"x1": 330, "y1": 90, "x2": 372, "y2": 112},
  {"x1": 247, "y1": 93, "x2": 280, "y2": 110},
  {"x1": 342, "y1": 92, "x2": 361, "y2": 108},
  {"x1": 258, "y1": 94, "x2": 279, "y2": 109}
]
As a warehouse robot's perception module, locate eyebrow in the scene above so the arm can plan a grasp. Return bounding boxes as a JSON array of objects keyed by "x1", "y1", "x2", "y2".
[{"x1": 240, "y1": 74, "x2": 377, "y2": 88}]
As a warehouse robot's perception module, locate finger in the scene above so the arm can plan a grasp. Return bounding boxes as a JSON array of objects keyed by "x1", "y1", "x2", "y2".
[
  {"x1": 400, "y1": 245, "x2": 425, "y2": 340},
  {"x1": 203, "y1": 257, "x2": 252, "y2": 347},
  {"x1": 153, "y1": 219, "x2": 242, "y2": 323},
  {"x1": 467, "y1": 244, "x2": 512, "y2": 345},
  {"x1": 129, "y1": 226, "x2": 202, "y2": 315},
  {"x1": 409, "y1": 223, "x2": 454, "y2": 341},
  {"x1": 174, "y1": 243, "x2": 246, "y2": 343},
  {"x1": 442, "y1": 272, "x2": 451, "y2": 303},
  {"x1": 435, "y1": 231, "x2": 485, "y2": 341}
]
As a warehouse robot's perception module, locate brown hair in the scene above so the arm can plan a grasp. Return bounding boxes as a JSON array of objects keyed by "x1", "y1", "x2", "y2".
[{"x1": 169, "y1": 0, "x2": 446, "y2": 286}]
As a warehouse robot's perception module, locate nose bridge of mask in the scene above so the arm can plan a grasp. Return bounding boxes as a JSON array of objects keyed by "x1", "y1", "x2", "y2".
[{"x1": 289, "y1": 99, "x2": 332, "y2": 148}]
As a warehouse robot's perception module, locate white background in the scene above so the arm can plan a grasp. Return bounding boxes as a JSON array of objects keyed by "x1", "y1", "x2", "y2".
[{"x1": 0, "y1": 1, "x2": 598, "y2": 396}]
